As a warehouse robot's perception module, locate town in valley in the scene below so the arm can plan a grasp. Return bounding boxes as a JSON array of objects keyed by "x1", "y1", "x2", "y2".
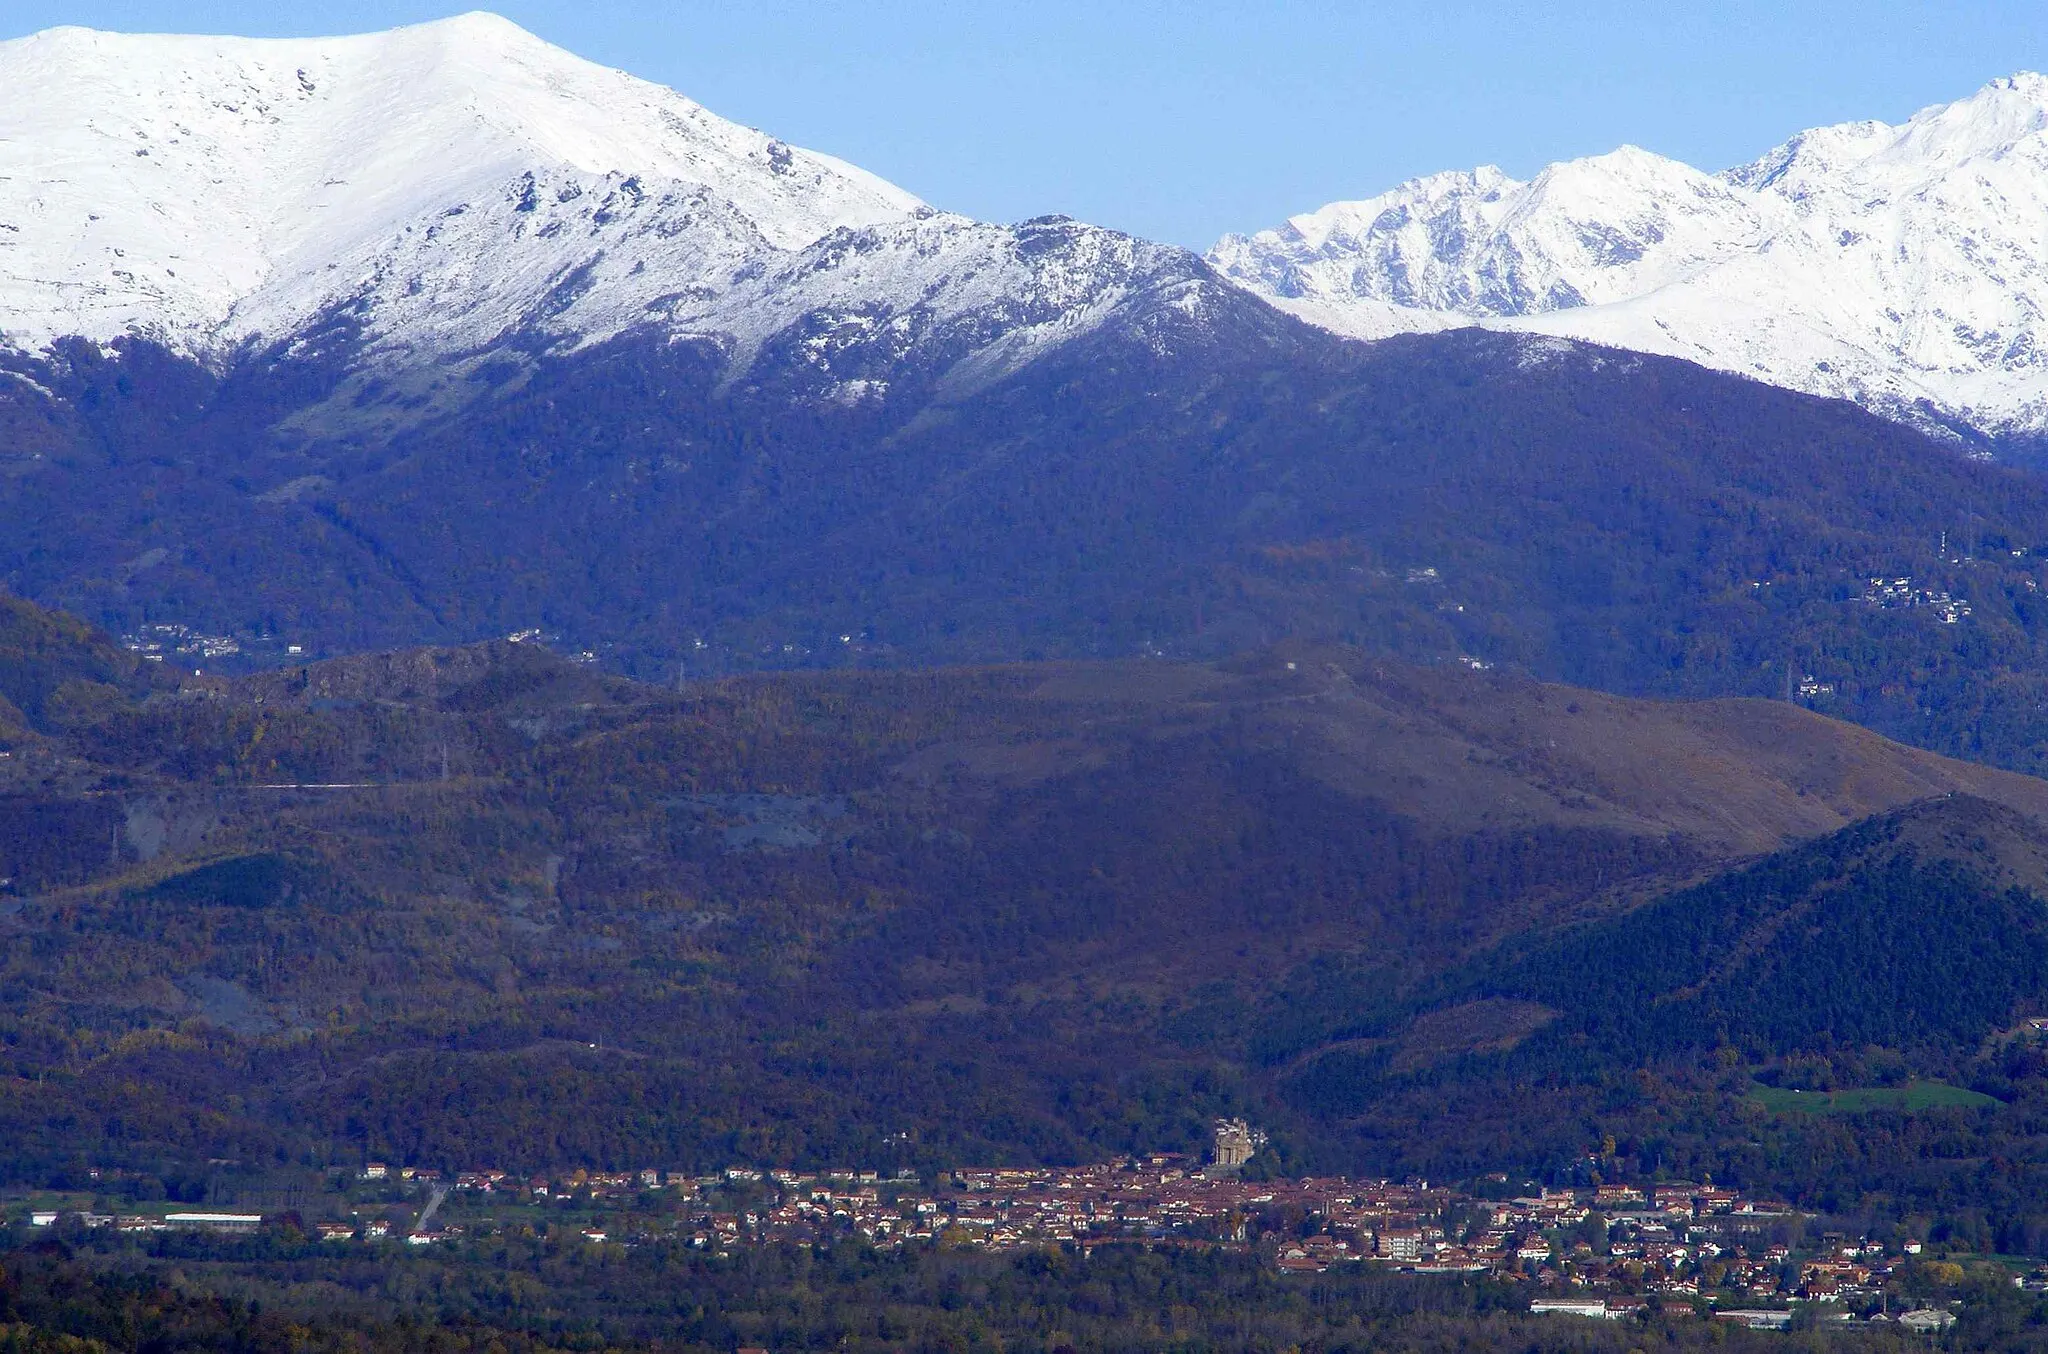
[{"x1": 7, "y1": 1122, "x2": 2011, "y2": 1331}]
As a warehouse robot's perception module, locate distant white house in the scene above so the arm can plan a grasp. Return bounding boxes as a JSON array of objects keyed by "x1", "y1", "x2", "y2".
[{"x1": 165, "y1": 1213, "x2": 264, "y2": 1232}]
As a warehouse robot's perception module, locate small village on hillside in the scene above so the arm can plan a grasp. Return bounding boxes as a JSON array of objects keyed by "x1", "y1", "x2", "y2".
[{"x1": 5, "y1": 1122, "x2": 2008, "y2": 1331}]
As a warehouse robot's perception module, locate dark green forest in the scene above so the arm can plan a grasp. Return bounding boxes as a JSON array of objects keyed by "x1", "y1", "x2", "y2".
[{"x1": 1237, "y1": 797, "x2": 2048, "y2": 1243}]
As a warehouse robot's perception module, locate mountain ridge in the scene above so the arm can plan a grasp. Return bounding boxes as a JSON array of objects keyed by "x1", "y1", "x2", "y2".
[
  {"x1": 17, "y1": 18, "x2": 2048, "y2": 782},
  {"x1": 11, "y1": 19, "x2": 2048, "y2": 445},
  {"x1": 0, "y1": 13, "x2": 923, "y2": 352},
  {"x1": 0, "y1": 13, "x2": 1248, "y2": 422},
  {"x1": 1211, "y1": 71, "x2": 2048, "y2": 445}
]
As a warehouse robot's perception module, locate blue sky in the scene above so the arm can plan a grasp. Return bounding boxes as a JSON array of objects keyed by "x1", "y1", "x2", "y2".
[{"x1": 7, "y1": 1, "x2": 2048, "y2": 247}]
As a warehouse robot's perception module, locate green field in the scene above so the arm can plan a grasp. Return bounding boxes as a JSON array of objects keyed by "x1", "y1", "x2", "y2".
[{"x1": 1747, "y1": 1081, "x2": 2000, "y2": 1115}]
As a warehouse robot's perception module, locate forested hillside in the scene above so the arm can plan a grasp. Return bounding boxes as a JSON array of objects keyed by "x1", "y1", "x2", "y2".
[
  {"x1": 1254, "y1": 797, "x2": 2048, "y2": 1237},
  {"x1": 17, "y1": 319, "x2": 2048, "y2": 771},
  {"x1": 4, "y1": 594, "x2": 2048, "y2": 1237}
]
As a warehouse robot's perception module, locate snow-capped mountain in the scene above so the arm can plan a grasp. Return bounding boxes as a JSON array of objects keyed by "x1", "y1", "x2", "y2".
[
  {"x1": 8, "y1": 11, "x2": 2042, "y2": 739},
  {"x1": 0, "y1": 13, "x2": 1215, "y2": 395},
  {"x1": 1210, "y1": 75, "x2": 2048, "y2": 442}
]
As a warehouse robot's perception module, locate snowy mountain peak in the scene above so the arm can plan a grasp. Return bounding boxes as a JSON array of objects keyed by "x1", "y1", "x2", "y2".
[
  {"x1": 0, "y1": 14, "x2": 925, "y2": 355},
  {"x1": 399, "y1": 10, "x2": 539, "y2": 41},
  {"x1": 0, "y1": 14, "x2": 1220, "y2": 405},
  {"x1": 1728, "y1": 72, "x2": 2048, "y2": 199},
  {"x1": 1211, "y1": 71, "x2": 2048, "y2": 441},
  {"x1": 1210, "y1": 142, "x2": 1756, "y2": 323}
]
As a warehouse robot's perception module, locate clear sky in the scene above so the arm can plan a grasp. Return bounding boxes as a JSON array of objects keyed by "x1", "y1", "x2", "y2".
[{"x1": 5, "y1": 1, "x2": 2047, "y2": 248}]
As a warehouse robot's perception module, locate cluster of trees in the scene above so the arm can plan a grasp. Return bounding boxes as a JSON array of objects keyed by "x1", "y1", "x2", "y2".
[
  {"x1": 1467, "y1": 800, "x2": 2048, "y2": 1066},
  {"x1": 2, "y1": 1231, "x2": 2023, "y2": 1354}
]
